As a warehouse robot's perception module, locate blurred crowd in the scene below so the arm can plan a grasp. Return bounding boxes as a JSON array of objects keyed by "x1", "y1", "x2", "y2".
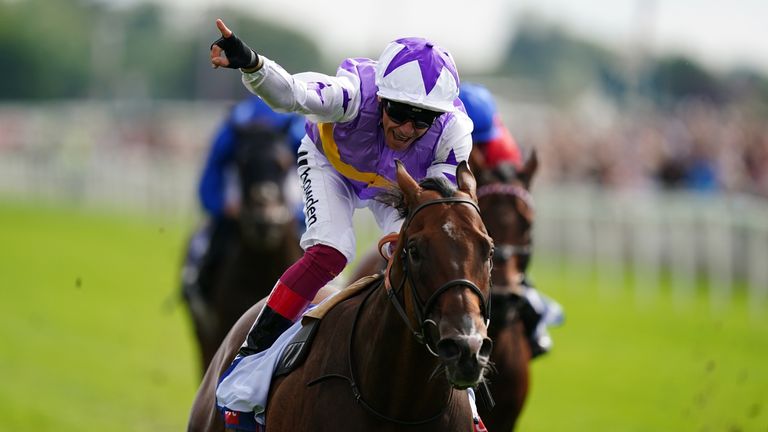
[
  {"x1": 531, "y1": 100, "x2": 768, "y2": 198},
  {"x1": 1, "y1": 99, "x2": 767, "y2": 202}
]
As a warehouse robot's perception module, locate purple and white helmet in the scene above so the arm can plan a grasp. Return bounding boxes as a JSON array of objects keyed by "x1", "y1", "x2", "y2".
[{"x1": 375, "y1": 37, "x2": 460, "y2": 113}]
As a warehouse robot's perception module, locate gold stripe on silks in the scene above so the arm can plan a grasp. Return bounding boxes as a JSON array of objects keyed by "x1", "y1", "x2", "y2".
[{"x1": 318, "y1": 122, "x2": 393, "y2": 189}]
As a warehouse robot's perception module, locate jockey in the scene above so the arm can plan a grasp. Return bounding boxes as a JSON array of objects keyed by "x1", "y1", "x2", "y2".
[
  {"x1": 459, "y1": 82, "x2": 522, "y2": 170},
  {"x1": 181, "y1": 96, "x2": 305, "y2": 304},
  {"x1": 209, "y1": 18, "x2": 472, "y2": 366},
  {"x1": 459, "y1": 82, "x2": 564, "y2": 358}
]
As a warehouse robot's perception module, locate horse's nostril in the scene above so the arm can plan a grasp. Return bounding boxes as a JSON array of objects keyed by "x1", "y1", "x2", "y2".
[
  {"x1": 436, "y1": 339, "x2": 461, "y2": 361},
  {"x1": 479, "y1": 337, "x2": 493, "y2": 359}
]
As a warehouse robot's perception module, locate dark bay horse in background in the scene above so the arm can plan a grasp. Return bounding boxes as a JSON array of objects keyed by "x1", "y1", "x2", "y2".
[
  {"x1": 189, "y1": 161, "x2": 495, "y2": 431},
  {"x1": 183, "y1": 123, "x2": 302, "y2": 372},
  {"x1": 347, "y1": 150, "x2": 539, "y2": 431},
  {"x1": 472, "y1": 150, "x2": 538, "y2": 432}
]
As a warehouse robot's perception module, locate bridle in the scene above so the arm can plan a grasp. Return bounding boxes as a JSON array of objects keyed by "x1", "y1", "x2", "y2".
[
  {"x1": 308, "y1": 195, "x2": 492, "y2": 425},
  {"x1": 477, "y1": 182, "x2": 534, "y2": 326},
  {"x1": 477, "y1": 183, "x2": 534, "y2": 268},
  {"x1": 381, "y1": 197, "x2": 491, "y2": 356}
]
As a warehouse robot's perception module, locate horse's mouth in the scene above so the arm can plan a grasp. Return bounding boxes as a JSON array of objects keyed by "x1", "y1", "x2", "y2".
[
  {"x1": 443, "y1": 359, "x2": 490, "y2": 389},
  {"x1": 434, "y1": 334, "x2": 493, "y2": 389}
]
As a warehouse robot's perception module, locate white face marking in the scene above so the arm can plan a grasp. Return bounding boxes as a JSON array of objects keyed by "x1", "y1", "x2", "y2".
[
  {"x1": 442, "y1": 221, "x2": 461, "y2": 271},
  {"x1": 442, "y1": 220, "x2": 458, "y2": 241},
  {"x1": 463, "y1": 313, "x2": 478, "y2": 333}
]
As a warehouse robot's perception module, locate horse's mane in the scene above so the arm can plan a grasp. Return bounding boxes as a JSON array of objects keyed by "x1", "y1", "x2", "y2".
[{"x1": 375, "y1": 176, "x2": 456, "y2": 219}]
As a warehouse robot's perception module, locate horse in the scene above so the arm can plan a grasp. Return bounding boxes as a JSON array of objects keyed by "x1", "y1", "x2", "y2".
[
  {"x1": 182, "y1": 123, "x2": 303, "y2": 372},
  {"x1": 346, "y1": 150, "x2": 540, "y2": 431},
  {"x1": 188, "y1": 161, "x2": 495, "y2": 431},
  {"x1": 472, "y1": 150, "x2": 538, "y2": 432}
]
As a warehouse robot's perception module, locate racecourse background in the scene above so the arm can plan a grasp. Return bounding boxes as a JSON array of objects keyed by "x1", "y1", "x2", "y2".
[
  {"x1": 1, "y1": 99, "x2": 766, "y2": 310},
  {"x1": 3, "y1": 0, "x2": 767, "y2": 429},
  {"x1": 0, "y1": 98, "x2": 766, "y2": 430}
]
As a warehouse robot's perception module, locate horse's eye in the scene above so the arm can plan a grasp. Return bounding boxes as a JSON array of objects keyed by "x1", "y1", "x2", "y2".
[
  {"x1": 488, "y1": 248, "x2": 495, "y2": 271},
  {"x1": 408, "y1": 244, "x2": 420, "y2": 261}
]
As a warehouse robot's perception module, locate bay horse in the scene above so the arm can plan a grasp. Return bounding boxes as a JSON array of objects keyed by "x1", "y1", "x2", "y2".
[
  {"x1": 183, "y1": 123, "x2": 303, "y2": 372},
  {"x1": 188, "y1": 161, "x2": 495, "y2": 431},
  {"x1": 346, "y1": 150, "x2": 539, "y2": 431},
  {"x1": 472, "y1": 150, "x2": 538, "y2": 432}
]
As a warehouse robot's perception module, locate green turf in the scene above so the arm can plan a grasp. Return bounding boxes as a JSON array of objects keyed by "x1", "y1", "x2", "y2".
[
  {"x1": 517, "y1": 260, "x2": 768, "y2": 432},
  {"x1": 0, "y1": 199, "x2": 765, "y2": 431},
  {"x1": 0, "y1": 199, "x2": 199, "y2": 431}
]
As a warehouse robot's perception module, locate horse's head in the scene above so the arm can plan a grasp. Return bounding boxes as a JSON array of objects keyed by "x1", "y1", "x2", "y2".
[
  {"x1": 234, "y1": 123, "x2": 297, "y2": 250},
  {"x1": 383, "y1": 161, "x2": 494, "y2": 389},
  {"x1": 477, "y1": 151, "x2": 537, "y2": 292}
]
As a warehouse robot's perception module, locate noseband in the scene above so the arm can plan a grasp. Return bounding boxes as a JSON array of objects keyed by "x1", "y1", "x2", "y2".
[{"x1": 382, "y1": 197, "x2": 491, "y2": 356}]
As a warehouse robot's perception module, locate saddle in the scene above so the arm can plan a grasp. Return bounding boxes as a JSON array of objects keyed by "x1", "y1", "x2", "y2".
[{"x1": 274, "y1": 274, "x2": 382, "y2": 377}]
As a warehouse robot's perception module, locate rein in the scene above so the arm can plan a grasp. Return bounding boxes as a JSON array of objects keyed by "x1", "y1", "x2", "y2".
[
  {"x1": 307, "y1": 279, "x2": 455, "y2": 425},
  {"x1": 307, "y1": 196, "x2": 490, "y2": 425}
]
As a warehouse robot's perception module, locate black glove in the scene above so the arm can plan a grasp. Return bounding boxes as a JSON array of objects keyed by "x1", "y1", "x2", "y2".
[{"x1": 211, "y1": 33, "x2": 260, "y2": 70}]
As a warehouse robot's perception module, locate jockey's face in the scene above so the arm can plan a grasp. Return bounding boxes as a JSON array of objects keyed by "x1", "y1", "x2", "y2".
[{"x1": 380, "y1": 98, "x2": 439, "y2": 151}]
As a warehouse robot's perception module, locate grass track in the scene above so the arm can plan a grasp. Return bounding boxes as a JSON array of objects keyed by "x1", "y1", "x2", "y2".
[
  {"x1": 0, "y1": 199, "x2": 765, "y2": 431},
  {"x1": 0, "y1": 199, "x2": 198, "y2": 431},
  {"x1": 517, "y1": 261, "x2": 767, "y2": 432}
]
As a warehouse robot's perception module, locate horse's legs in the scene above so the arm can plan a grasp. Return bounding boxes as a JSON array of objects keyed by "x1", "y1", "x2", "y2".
[{"x1": 480, "y1": 321, "x2": 531, "y2": 432}]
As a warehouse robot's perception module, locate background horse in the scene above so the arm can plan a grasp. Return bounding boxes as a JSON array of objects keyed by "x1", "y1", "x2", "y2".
[
  {"x1": 347, "y1": 150, "x2": 539, "y2": 431},
  {"x1": 189, "y1": 161, "x2": 495, "y2": 431},
  {"x1": 351, "y1": 150, "x2": 538, "y2": 431},
  {"x1": 183, "y1": 123, "x2": 303, "y2": 372},
  {"x1": 472, "y1": 150, "x2": 538, "y2": 432}
]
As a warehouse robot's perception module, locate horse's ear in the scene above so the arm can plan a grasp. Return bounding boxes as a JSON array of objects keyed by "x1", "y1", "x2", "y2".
[
  {"x1": 468, "y1": 149, "x2": 488, "y2": 176},
  {"x1": 469, "y1": 150, "x2": 495, "y2": 187},
  {"x1": 395, "y1": 160, "x2": 420, "y2": 205},
  {"x1": 518, "y1": 149, "x2": 538, "y2": 188},
  {"x1": 456, "y1": 160, "x2": 477, "y2": 200},
  {"x1": 516, "y1": 198, "x2": 535, "y2": 224}
]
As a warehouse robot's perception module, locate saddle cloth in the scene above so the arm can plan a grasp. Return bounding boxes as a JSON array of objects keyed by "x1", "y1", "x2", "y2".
[
  {"x1": 215, "y1": 275, "x2": 381, "y2": 428},
  {"x1": 303, "y1": 275, "x2": 380, "y2": 320},
  {"x1": 276, "y1": 275, "x2": 382, "y2": 376}
]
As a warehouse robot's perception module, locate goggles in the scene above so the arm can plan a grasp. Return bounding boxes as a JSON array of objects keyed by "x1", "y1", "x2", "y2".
[{"x1": 383, "y1": 99, "x2": 441, "y2": 130}]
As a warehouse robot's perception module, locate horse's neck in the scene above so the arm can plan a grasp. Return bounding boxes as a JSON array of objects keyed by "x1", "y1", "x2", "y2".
[
  {"x1": 500, "y1": 268, "x2": 526, "y2": 296},
  {"x1": 352, "y1": 285, "x2": 455, "y2": 417}
]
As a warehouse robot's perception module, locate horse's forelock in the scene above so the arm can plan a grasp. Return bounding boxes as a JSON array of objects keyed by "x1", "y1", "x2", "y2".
[
  {"x1": 375, "y1": 176, "x2": 457, "y2": 219},
  {"x1": 493, "y1": 163, "x2": 519, "y2": 183},
  {"x1": 419, "y1": 177, "x2": 456, "y2": 198}
]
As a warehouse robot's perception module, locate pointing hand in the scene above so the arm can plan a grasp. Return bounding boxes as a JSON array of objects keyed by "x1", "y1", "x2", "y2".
[{"x1": 210, "y1": 19, "x2": 260, "y2": 70}]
